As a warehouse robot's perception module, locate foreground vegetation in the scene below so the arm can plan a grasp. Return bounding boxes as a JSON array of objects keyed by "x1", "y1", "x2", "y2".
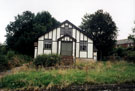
[
  {"x1": 0, "y1": 44, "x2": 32, "y2": 72},
  {"x1": 0, "y1": 61, "x2": 135, "y2": 90},
  {"x1": 112, "y1": 47, "x2": 135, "y2": 62},
  {"x1": 33, "y1": 54, "x2": 60, "y2": 67}
]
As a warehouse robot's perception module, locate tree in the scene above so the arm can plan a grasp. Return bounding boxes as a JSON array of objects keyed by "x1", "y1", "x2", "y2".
[
  {"x1": 6, "y1": 11, "x2": 60, "y2": 57},
  {"x1": 33, "y1": 11, "x2": 60, "y2": 38},
  {"x1": 128, "y1": 21, "x2": 135, "y2": 48},
  {"x1": 80, "y1": 10, "x2": 118, "y2": 60},
  {"x1": 0, "y1": 44, "x2": 7, "y2": 55}
]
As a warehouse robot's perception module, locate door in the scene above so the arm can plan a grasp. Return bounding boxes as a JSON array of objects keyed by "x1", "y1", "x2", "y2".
[{"x1": 61, "y1": 41, "x2": 73, "y2": 56}]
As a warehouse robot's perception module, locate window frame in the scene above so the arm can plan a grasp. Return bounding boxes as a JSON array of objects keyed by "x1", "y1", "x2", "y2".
[
  {"x1": 44, "y1": 39, "x2": 52, "y2": 50},
  {"x1": 60, "y1": 26, "x2": 72, "y2": 36},
  {"x1": 80, "y1": 41, "x2": 88, "y2": 51}
]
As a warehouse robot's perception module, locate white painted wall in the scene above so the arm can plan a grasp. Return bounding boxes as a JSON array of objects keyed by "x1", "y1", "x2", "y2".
[
  {"x1": 72, "y1": 41, "x2": 75, "y2": 56},
  {"x1": 44, "y1": 50, "x2": 51, "y2": 54},
  {"x1": 57, "y1": 28, "x2": 60, "y2": 39},
  {"x1": 49, "y1": 31, "x2": 52, "y2": 39},
  {"x1": 34, "y1": 47, "x2": 37, "y2": 58},
  {"x1": 84, "y1": 35, "x2": 87, "y2": 41},
  {"x1": 80, "y1": 51, "x2": 87, "y2": 58},
  {"x1": 58, "y1": 41, "x2": 61, "y2": 54},
  {"x1": 35, "y1": 21, "x2": 94, "y2": 60},
  {"x1": 88, "y1": 43, "x2": 93, "y2": 58},
  {"x1": 69, "y1": 24, "x2": 72, "y2": 28},
  {"x1": 45, "y1": 33, "x2": 48, "y2": 39},
  {"x1": 88, "y1": 38, "x2": 93, "y2": 43},
  {"x1": 72, "y1": 29, "x2": 76, "y2": 38},
  {"x1": 80, "y1": 33, "x2": 83, "y2": 40},
  {"x1": 65, "y1": 23, "x2": 68, "y2": 26},
  {"x1": 39, "y1": 36, "x2": 44, "y2": 40},
  {"x1": 76, "y1": 43, "x2": 79, "y2": 57},
  {"x1": 52, "y1": 29, "x2": 56, "y2": 41},
  {"x1": 52, "y1": 42, "x2": 57, "y2": 54},
  {"x1": 38, "y1": 41, "x2": 43, "y2": 55},
  {"x1": 61, "y1": 24, "x2": 64, "y2": 27},
  {"x1": 76, "y1": 30, "x2": 80, "y2": 42}
]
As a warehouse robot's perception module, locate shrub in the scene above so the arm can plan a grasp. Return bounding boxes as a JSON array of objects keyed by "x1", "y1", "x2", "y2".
[
  {"x1": 115, "y1": 47, "x2": 127, "y2": 57},
  {"x1": 15, "y1": 54, "x2": 33, "y2": 63},
  {"x1": 0, "y1": 44, "x2": 7, "y2": 55},
  {"x1": 8, "y1": 56, "x2": 22, "y2": 68},
  {"x1": 33, "y1": 54, "x2": 61, "y2": 67},
  {"x1": 8, "y1": 54, "x2": 33, "y2": 68},
  {"x1": 125, "y1": 51, "x2": 135, "y2": 62},
  {"x1": 7, "y1": 50, "x2": 15, "y2": 60},
  {"x1": 33, "y1": 54, "x2": 47, "y2": 67},
  {"x1": 0, "y1": 55, "x2": 8, "y2": 72},
  {"x1": 46, "y1": 54, "x2": 61, "y2": 66}
]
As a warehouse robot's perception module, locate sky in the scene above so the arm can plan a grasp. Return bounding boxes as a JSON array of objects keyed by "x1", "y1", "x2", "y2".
[{"x1": 0, "y1": 0, "x2": 135, "y2": 43}]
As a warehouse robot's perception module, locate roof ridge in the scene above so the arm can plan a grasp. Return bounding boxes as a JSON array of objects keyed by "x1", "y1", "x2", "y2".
[{"x1": 38, "y1": 20, "x2": 92, "y2": 40}]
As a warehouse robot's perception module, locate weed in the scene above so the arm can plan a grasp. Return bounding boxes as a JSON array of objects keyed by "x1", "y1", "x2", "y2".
[{"x1": 0, "y1": 61, "x2": 135, "y2": 89}]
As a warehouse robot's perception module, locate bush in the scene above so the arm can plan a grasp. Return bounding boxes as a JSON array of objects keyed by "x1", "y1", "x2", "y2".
[
  {"x1": 0, "y1": 47, "x2": 33, "y2": 71},
  {"x1": 8, "y1": 54, "x2": 33, "y2": 68},
  {"x1": 126, "y1": 51, "x2": 135, "y2": 62},
  {"x1": 115, "y1": 47, "x2": 127, "y2": 57},
  {"x1": 33, "y1": 54, "x2": 61, "y2": 67},
  {"x1": 0, "y1": 55, "x2": 8, "y2": 72},
  {"x1": 47, "y1": 54, "x2": 61, "y2": 66},
  {"x1": 112, "y1": 47, "x2": 135, "y2": 61},
  {"x1": 0, "y1": 44, "x2": 7, "y2": 55},
  {"x1": 7, "y1": 50, "x2": 15, "y2": 60},
  {"x1": 17, "y1": 54, "x2": 33, "y2": 62},
  {"x1": 8, "y1": 56, "x2": 22, "y2": 68},
  {"x1": 33, "y1": 54, "x2": 47, "y2": 67}
]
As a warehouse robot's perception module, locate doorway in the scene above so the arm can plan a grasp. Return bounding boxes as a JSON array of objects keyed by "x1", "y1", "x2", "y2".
[{"x1": 61, "y1": 41, "x2": 73, "y2": 56}]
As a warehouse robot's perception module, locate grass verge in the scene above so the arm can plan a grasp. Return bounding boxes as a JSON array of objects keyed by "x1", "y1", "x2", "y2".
[{"x1": 0, "y1": 61, "x2": 135, "y2": 89}]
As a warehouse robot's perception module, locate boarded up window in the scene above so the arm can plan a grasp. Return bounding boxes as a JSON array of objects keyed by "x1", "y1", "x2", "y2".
[
  {"x1": 80, "y1": 41, "x2": 88, "y2": 51},
  {"x1": 44, "y1": 39, "x2": 52, "y2": 49},
  {"x1": 60, "y1": 26, "x2": 72, "y2": 36}
]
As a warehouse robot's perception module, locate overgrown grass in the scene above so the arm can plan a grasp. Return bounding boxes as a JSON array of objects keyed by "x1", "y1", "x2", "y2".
[{"x1": 0, "y1": 61, "x2": 135, "y2": 89}]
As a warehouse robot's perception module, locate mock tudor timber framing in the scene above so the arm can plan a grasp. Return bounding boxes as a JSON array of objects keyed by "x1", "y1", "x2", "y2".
[{"x1": 34, "y1": 20, "x2": 97, "y2": 61}]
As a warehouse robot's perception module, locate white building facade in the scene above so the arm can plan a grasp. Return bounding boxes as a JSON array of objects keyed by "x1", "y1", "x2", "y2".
[{"x1": 34, "y1": 20, "x2": 97, "y2": 61}]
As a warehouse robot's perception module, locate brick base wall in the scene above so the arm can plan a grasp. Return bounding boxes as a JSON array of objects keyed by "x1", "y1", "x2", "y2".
[{"x1": 61, "y1": 56, "x2": 73, "y2": 65}]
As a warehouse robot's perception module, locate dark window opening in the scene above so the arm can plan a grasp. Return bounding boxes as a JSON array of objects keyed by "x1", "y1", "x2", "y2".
[
  {"x1": 44, "y1": 39, "x2": 52, "y2": 50},
  {"x1": 80, "y1": 41, "x2": 88, "y2": 51},
  {"x1": 60, "y1": 26, "x2": 72, "y2": 36}
]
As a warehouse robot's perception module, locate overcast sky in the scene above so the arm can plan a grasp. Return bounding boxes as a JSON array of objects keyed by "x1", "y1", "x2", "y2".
[{"x1": 0, "y1": 0, "x2": 135, "y2": 43}]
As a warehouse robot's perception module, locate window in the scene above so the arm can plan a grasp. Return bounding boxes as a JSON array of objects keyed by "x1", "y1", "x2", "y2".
[
  {"x1": 80, "y1": 41, "x2": 88, "y2": 51},
  {"x1": 44, "y1": 39, "x2": 52, "y2": 49},
  {"x1": 60, "y1": 26, "x2": 72, "y2": 36}
]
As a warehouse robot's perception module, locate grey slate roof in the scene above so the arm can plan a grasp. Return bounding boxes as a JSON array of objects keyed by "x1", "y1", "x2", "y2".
[
  {"x1": 38, "y1": 20, "x2": 92, "y2": 40},
  {"x1": 117, "y1": 39, "x2": 134, "y2": 45}
]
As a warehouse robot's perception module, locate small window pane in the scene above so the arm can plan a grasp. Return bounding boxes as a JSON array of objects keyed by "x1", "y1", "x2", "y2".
[
  {"x1": 80, "y1": 41, "x2": 87, "y2": 51},
  {"x1": 44, "y1": 39, "x2": 52, "y2": 49}
]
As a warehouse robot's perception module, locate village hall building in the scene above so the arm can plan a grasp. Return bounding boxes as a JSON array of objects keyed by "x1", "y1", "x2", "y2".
[{"x1": 34, "y1": 20, "x2": 97, "y2": 61}]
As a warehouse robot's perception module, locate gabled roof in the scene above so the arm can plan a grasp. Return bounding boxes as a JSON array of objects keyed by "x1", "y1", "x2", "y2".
[
  {"x1": 39, "y1": 20, "x2": 92, "y2": 40},
  {"x1": 57, "y1": 34, "x2": 76, "y2": 42},
  {"x1": 117, "y1": 39, "x2": 134, "y2": 45}
]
